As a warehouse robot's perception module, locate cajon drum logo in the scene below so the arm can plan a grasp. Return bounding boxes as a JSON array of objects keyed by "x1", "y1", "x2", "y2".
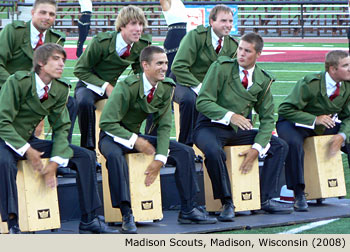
[
  {"x1": 328, "y1": 179, "x2": 338, "y2": 188},
  {"x1": 141, "y1": 200, "x2": 153, "y2": 210},
  {"x1": 241, "y1": 191, "x2": 253, "y2": 201},
  {"x1": 37, "y1": 209, "x2": 50, "y2": 219}
]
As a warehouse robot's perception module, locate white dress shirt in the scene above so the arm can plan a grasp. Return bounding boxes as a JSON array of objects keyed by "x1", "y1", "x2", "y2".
[{"x1": 30, "y1": 21, "x2": 47, "y2": 49}]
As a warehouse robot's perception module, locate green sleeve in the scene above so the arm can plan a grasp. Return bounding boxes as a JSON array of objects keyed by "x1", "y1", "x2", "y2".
[
  {"x1": 73, "y1": 36, "x2": 106, "y2": 87},
  {"x1": 0, "y1": 24, "x2": 15, "y2": 87},
  {"x1": 171, "y1": 30, "x2": 201, "y2": 87},
  {"x1": 99, "y1": 82, "x2": 134, "y2": 139}
]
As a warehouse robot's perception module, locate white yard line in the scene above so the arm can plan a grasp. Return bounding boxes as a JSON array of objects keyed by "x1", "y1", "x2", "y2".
[{"x1": 278, "y1": 218, "x2": 339, "y2": 234}]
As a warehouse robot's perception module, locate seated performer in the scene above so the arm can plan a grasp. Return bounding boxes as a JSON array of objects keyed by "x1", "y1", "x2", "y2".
[
  {"x1": 99, "y1": 46, "x2": 217, "y2": 234},
  {"x1": 0, "y1": 43, "x2": 119, "y2": 234},
  {"x1": 74, "y1": 5, "x2": 151, "y2": 152},
  {"x1": 194, "y1": 32, "x2": 293, "y2": 222},
  {"x1": 277, "y1": 50, "x2": 350, "y2": 212},
  {"x1": 171, "y1": 4, "x2": 238, "y2": 146}
]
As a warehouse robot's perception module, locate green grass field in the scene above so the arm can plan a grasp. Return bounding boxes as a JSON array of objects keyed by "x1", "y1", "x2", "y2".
[{"x1": 58, "y1": 39, "x2": 350, "y2": 234}]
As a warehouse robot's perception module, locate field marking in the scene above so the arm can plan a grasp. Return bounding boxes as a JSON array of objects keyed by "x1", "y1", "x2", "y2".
[{"x1": 278, "y1": 218, "x2": 339, "y2": 234}]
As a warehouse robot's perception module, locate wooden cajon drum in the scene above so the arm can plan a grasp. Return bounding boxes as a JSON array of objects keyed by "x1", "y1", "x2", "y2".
[
  {"x1": 303, "y1": 135, "x2": 346, "y2": 200},
  {"x1": 204, "y1": 145, "x2": 261, "y2": 212},
  {"x1": 173, "y1": 101, "x2": 202, "y2": 156},
  {"x1": 95, "y1": 99, "x2": 107, "y2": 164},
  {"x1": 0, "y1": 215, "x2": 9, "y2": 233},
  {"x1": 0, "y1": 159, "x2": 60, "y2": 233},
  {"x1": 101, "y1": 153, "x2": 163, "y2": 223}
]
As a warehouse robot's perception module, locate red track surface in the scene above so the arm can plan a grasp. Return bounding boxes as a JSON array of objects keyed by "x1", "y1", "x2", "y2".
[{"x1": 64, "y1": 48, "x2": 339, "y2": 63}]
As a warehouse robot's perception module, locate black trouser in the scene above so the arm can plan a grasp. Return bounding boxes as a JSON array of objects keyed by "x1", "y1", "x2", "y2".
[
  {"x1": 74, "y1": 81, "x2": 108, "y2": 150},
  {"x1": 0, "y1": 137, "x2": 101, "y2": 222},
  {"x1": 276, "y1": 119, "x2": 350, "y2": 192},
  {"x1": 77, "y1": 11, "x2": 91, "y2": 57},
  {"x1": 98, "y1": 131, "x2": 198, "y2": 212},
  {"x1": 173, "y1": 83, "x2": 198, "y2": 146},
  {"x1": 194, "y1": 123, "x2": 288, "y2": 203}
]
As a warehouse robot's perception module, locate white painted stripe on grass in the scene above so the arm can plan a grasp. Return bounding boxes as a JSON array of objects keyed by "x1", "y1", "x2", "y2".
[
  {"x1": 278, "y1": 218, "x2": 339, "y2": 234},
  {"x1": 270, "y1": 70, "x2": 317, "y2": 73}
]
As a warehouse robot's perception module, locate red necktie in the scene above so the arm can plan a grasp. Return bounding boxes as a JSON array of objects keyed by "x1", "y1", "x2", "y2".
[
  {"x1": 34, "y1": 33, "x2": 44, "y2": 50},
  {"x1": 329, "y1": 82, "x2": 340, "y2": 101},
  {"x1": 121, "y1": 44, "x2": 131, "y2": 59},
  {"x1": 242, "y1": 70, "x2": 248, "y2": 89},
  {"x1": 40, "y1": 86, "x2": 49, "y2": 102},
  {"x1": 147, "y1": 87, "x2": 155, "y2": 103},
  {"x1": 215, "y1": 38, "x2": 222, "y2": 54}
]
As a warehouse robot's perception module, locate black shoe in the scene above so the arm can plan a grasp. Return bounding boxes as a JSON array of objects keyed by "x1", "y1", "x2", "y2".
[
  {"x1": 122, "y1": 214, "x2": 137, "y2": 234},
  {"x1": 56, "y1": 167, "x2": 77, "y2": 177},
  {"x1": 194, "y1": 155, "x2": 203, "y2": 163},
  {"x1": 178, "y1": 207, "x2": 217, "y2": 224},
  {"x1": 8, "y1": 224, "x2": 21, "y2": 234},
  {"x1": 79, "y1": 217, "x2": 120, "y2": 234},
  {"x1": 294, "y1": 193, "x2": 308, "y2": 212},
  {"x1": 261, "y1": 199, "x2": 293, "y2": 214},
  {"x1": 217, "y1": 203, "x2": 235, "y2": 222}
]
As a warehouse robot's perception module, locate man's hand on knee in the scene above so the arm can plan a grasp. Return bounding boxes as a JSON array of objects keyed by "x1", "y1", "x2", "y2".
[
  {"x1": 134, "y1": 137, "x2": 155, "y2": 155},
  {"x1": 25, "y1": 147, "x2": 44, "y2": 172},
  {"x1": 328, "y1": 134, "x2": 343, "y2": 158}
]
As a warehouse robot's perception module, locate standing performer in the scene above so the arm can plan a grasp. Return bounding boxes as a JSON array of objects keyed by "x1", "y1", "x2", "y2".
[{"x1": 76, "y1": 0, "x2": 92, "y2": 57}]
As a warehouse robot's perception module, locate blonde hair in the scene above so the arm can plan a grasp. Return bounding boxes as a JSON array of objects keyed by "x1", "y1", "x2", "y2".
[{"x1": 115, "y1": 5, "x2": 147, "y2": 32}]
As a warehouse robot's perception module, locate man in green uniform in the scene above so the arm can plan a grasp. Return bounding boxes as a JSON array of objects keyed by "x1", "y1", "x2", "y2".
[
  {"x1": 194, "y1": 33, "x2": 292, "y2": 222},
  {"x1": 277, "y1": 50, "x2": 350, "y2": 212},
  {"x1": 0, "y1": 43, "x2": 118, "y2": 234},
  {"x1": 0, "y1": 0, "x2": 77, "y2": 146},
  {"x1": 171, "y1": 4, "x2": 238, "y2": 147},
  {"x1": 74, "y1": 5, "x2": 151, "y2": 152},
  {"x1": 99, "y1": 46, "x2": 216, "y2": 234}
]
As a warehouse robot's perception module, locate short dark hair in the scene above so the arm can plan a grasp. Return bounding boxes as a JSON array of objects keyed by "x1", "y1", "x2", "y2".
[
  {"x1": 33, "y1": 43, "x2": 66, "y2": 74},
  {"x1": 140, "y1": 46, "x2": 165, "y2": 64},
  {"x1": 240, "y1": 32, "x2": 264, "y2": 53},
  {"x1": 325, "y1": 50, "x2": 349, "y2": 72},
  {"x1": 33, "y1": 0, "x2": 57, "y2": 9},
  {"x1": 209, "y1": 5, "x2": 233, "y2": 22}
]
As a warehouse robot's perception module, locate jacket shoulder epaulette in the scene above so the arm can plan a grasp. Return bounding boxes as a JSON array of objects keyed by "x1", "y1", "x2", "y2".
[
  {"x1": 95, "y1": 31, "x2": 113, "y2": 42},
  {"x1": 228, "y1": 35, "x2": 238, "y2": 45},
  {"x1": 303, "y1": 73, "x2": 321, "y2": 83},
  {"x1": 56, "y1": 77, "x2": 71, "y2": 88},
  {"x1": 14, "y1": 71, "x2": 31, "y2": 80},
  {"x1": 261, "y1": 68, "x2": 275, "y2": 81},
  {"x1": 124, "y1": 74, "x2": 140, "y2": 86},
  {"x1": 49, "y1": 29, "x2": 66, "y2": 41},
  {"x1": 139, "y1": 34, "x2": 152, "y2": 45},
  {"x1": 12, "y1": 20, "x2": 26, "y2": 29},
  {"x1": 217, "y1": 56, "x2": 234, "y2": 64},
  {"x1": 195, "y1": 25, "x2": 208, "y2": 34},
  {"x1": 162, "y1": 77, "x2": 176, "y2": 87}
]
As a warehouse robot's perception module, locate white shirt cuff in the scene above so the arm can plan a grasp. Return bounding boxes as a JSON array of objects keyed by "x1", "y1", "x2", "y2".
[
  {"x1": 155, "y1": 154, "x2": 167, "y2": 165},
  {"x1": 51, "y1": 156, "x2": 69, "y2": 167},
  {"x1": 106, "y1": 131, "x2": 138, "y2": 149},
  {"x1": 190, "y1": 83, "x2": 202, "y2": 95},
  {"x1": 252, "y1": 142, "x2": 271, "y2": 158},
  {"x1": 101, "y1": 82, "x2": 109, "y2": 93},
  {"x1": 82, "y1": 80, "x2": 105, "y2": 96},
  {"x1": 6, "y1": 142, "x2": 30, "y2": 157},
  {"x1": 211, "y1": 111, "x2": 234, "y2": 125}
]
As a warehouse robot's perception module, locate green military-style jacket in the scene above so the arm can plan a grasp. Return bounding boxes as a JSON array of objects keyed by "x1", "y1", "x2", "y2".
[
  {"x1": 278, "y1": 71, "x2": 350, "y2": 142},
  {"x1": 196, "y1": 57, "x2": 275, "y2": 148},
  {"x1": 99, "y1": 74, "x2": 175, "y2": 156},
  {"x1": 171, "y1": 25, "x2": 238, "y2": 87},
  {"x1": 74, "y1": 31, "x2": 152, "y2": 87},
  {"x1": 0, "y1": 20, "x2": 65, "y2": 88},
  {"x1": 0, "y1": 71, "x2": 73, "y2": 159}
]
